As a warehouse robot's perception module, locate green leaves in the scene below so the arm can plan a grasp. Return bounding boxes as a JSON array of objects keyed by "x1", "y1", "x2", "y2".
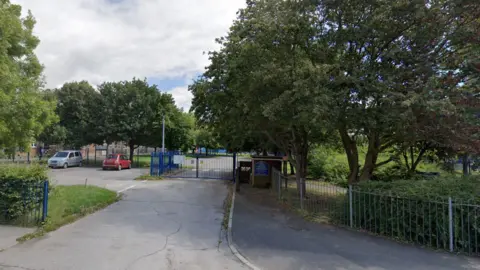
[
  {"x1": 0, "y1": 1, "x2": 56, "y2": 150},
  {"x1": 191, "y1": 0, "x2": 480, "y2": 182}
]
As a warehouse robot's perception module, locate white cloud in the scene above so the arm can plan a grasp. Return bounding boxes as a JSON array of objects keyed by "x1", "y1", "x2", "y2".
[
  {"x1": 12, "y1": 0, "x2": 245, "y2": 108},
  {"x1": 167, "y1": 86, "x2": 193, "y2": 112}
]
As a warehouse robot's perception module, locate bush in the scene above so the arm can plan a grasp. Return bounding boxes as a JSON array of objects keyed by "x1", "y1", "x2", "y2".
[
  {"x1": 0, "y1": 165, "x2": 49, "y2": 225},
  {"x1": 309, "y1": 146, "x2": 349, "y2": 186},
  {"x1": 330, "y1": 176, "x2": 480, "y2": 253}
]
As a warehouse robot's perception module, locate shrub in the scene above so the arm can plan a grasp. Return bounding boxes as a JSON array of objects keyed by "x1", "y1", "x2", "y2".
[
  {"x1": 309, "y1": 146, "x2": 349, "y2": 186},
  {"x1": 329, "y1": 176, "x2": 480, "y2": 253},
  {"x1": 0, "y1": 165, "x2": 49, "y2": 225}
]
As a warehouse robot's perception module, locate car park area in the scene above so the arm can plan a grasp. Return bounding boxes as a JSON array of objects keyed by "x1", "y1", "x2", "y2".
[{"x1": 48, "y1": 167, "x2": 148, "y2": 192}]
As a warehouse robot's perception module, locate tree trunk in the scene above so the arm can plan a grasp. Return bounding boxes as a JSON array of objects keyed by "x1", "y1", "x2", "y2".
[
  {"x1": 289, "y1": 161, "x2": 295, "y2": 175},
  {"x1": 294, "y1": 151, "x2": 307, "y2": 197},
  {"x1": 339, "y1": 126, "x2": 359, "y2": 184},
  {"x1": 129, "y1": 140, "x2": 135, "y2": 162},
  {"x1": 462, "y1": 154, "x2": 469, "y2": 176},
  {"x1": 359, "y1": 133, "x2": 380, "y2": 182},
  {"x1": 262, "y1": 149, "x2": 268, "y2": 156}
]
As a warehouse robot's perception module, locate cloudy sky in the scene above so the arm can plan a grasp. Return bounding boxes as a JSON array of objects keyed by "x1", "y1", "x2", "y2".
[{"x1": 13, "y1": 0, "x2": 245, "y2": 111}]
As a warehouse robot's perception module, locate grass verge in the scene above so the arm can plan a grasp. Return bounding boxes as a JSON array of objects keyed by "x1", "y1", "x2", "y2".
[
  {"x1": 17, "y1": 185, "x2": 119, "y2": 242},
  {"x1": 134, "y1": 174, "x2": 164, "y2": 181}
]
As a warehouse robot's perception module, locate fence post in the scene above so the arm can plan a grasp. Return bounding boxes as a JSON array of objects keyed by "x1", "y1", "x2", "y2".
[
  {"x1": 196, "y1": 156, "x2": 199, "y2": 178},
  {"x1": 232, "y1": 153, "x2": 237, "y2": 182},
  {"x1": 349, "y1": 185, "x2": 353, "y2": 228},
  {"x1": 277, "y1": 173, "x2": 281, "y2": 201},
  {"x1": 150, "y1": 152, "x2": 154, "y2": 176},
  {"x1": 300, "y1": 178, "x2": 304, "y2": 210},
  {"x1": 136, "y1": 148, "x2": 140, "y2": 168},
  {"x1": 42, "y1": 181, "x2": 49, "y2": 222},
  {"x1": 158, "y1": 152, "x2": 163, "y2": 176},
  {"x1": 449, "y1": 197, "x2": 454, "y2": 252}
]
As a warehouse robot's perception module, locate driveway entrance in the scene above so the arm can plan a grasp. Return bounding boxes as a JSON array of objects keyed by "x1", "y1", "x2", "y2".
[
  {"x1": 0, "y1": 180, "x2": 246, "y2": 270},
  {"x1": 151, "y1": 153, "x2": 236, "y2": 180}
]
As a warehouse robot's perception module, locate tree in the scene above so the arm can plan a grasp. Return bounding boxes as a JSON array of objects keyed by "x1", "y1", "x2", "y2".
[
  {"x1": 0, "y1": 1, "x2": 57, "y2": 150},
  {"x1": 98, "y1": 78, "x2": 162, "y2": 161},
  {"x1": 55, "y1": 81, "x2": 102, "y2": 148},
  {"x1": 320, "y1": 0, "x2": 480, "y2": 182},
  {"x1": 191, "y1": 0, "x2": 333, "y2": 193}
]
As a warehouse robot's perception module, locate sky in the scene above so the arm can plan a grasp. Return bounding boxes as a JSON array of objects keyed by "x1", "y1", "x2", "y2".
[{"x1": 13, "y1": 0, "x2": 246, "y2": 111}]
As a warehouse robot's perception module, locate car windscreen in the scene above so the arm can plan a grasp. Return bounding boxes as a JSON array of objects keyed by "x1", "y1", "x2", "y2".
[
  {"x1": 54, "y1": 152, "x2": 69, "y2": 158},
  {"x1": 107, "y1": 154, "x2": 118, "y2": 159}
]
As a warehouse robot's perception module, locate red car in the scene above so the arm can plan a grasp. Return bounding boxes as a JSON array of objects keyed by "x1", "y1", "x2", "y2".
[{"x1": 102, "y1": 154, "x2": 132, "y2": 170}]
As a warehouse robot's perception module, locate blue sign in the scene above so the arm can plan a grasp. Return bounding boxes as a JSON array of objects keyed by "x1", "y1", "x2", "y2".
[{"x1": 255, "y1": 161, "x2": 269, "y2": 176}]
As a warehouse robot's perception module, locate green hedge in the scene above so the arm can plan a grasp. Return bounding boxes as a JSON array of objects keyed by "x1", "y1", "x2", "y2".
[
  {"x1": 329, "y1": 176, "x2": 480, "y2": 253},
  {"x1": 0, "y1": 165, "x2": 49, "y2": 225},
  {"x1": 309, "y1": 146, "x2": 349, "y2": 186}
]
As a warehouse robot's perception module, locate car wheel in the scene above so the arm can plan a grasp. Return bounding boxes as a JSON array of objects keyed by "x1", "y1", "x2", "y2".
[
  {"x1": 118, "y1": 165, "x2": 122, "y2": 171},
  {"x1": 63, "y1": 163, "x2": 68, "y2": 169},
  {"x1": 102, "y1": 167, "x2": 107, "y2": 171}
]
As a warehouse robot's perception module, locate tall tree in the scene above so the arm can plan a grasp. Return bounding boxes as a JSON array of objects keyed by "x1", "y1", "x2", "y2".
[
  {"x1": 98, "y1": 78, "x2": 161, "y2": 161},
  {"x1": 322, "y1": 0, "x2": 480, "y2": 182},
  {"x1": 191, "y1": 0, "x2": 333, "y2": 193},
  {"x1": 55, "y1": 81, "x2": 102, "y2": 148},
  {"x1": 0, "y1": 0, "x2": 57, "y2": 150}
]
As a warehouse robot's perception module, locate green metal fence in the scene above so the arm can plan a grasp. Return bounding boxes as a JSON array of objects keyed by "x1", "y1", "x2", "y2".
[{"x1": 271, "y1": 169, "x2": 480, "y2": 256}]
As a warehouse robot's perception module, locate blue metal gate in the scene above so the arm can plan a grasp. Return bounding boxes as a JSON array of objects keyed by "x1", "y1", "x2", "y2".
[{"x1": 150, "y1": 151, "x2": 236, "y2": 180}]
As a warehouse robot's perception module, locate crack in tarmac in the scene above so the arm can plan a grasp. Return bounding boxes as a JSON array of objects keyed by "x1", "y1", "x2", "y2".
[
  {"x1": 124, "y1": 204, "x2": 182, "y2": 270},
  {"x1": 0, "y1": 264, "x2": 40, "y2": 270}
]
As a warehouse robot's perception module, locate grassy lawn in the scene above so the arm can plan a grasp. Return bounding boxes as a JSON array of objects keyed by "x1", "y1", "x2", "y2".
[{"x1": 18, "y1": 185, "x2": 118, "y2": 241}]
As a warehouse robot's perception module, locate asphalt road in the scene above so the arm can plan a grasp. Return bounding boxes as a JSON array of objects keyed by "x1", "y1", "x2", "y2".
[
  {"x1": 0, "y1": 179, "x2": 246, "y2": 270},
  {"x1": 48, "y1": 167, "x2": 148, "y2": 192},
  {"x1": 232, "y1": 186, "x2": 480, "y2": 270}
]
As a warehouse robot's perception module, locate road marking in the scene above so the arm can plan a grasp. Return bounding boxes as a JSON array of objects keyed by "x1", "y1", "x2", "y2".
[
  {"x1": 117, "y1": 185, "x2": 137, "y2": 194},
  {"x1": 141, "y1": 180, "x2": 147, "y2": 183}
]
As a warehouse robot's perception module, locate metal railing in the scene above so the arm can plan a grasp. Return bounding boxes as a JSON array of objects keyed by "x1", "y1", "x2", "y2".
[
  {"x1": 271, "y1": 169, "x2": 480, "y2": 256},
  {"x1": 0, "y1": 180, "x2": 49, "y2": 226},
  {"x1": 151, "y1": 151, "x2": 236, "y2": 180}
]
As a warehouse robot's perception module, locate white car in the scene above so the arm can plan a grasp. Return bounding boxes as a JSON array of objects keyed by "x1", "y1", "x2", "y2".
[{"x1": 48, "y1": 150, "x2": 83, "y2": 169}]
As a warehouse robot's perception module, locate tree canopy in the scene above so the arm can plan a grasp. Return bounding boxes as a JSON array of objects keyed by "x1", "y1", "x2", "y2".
[
  {"x1": 190, "y1": 0, "x2": 480, "y2": 185},
  {"x1": 0, "y1": 0, "x2": 57, "y2": 151}
]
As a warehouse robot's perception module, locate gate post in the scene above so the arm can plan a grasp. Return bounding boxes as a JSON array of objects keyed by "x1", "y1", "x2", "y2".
[
  {"x1": 42, "y1": 180, "x2": 49, "y2": 222},
  {"x1": 196, "y1": 156, "x2": 199, "y2": 178},
  {"x1": 150, "y1": 152, "x2": 154, "y2": 176},
  {"x1": 232, "y1": 152, "x2": 237, "y2": 182}
]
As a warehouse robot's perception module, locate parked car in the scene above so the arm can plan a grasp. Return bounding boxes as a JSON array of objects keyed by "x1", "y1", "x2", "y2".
[
  {"x1": 102, "y1": 154, "x2": 131, "y2": 170},
  {"x1": 48, "y1": 150, "x2": 83, "y2": 169}
]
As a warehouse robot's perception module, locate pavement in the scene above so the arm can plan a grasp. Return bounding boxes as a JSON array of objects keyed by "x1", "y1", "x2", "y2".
[
  {"x1": 231, "y1": 186, "x2": 480, "y2": 270},
  {"x1": 0, "y1": 179, "x2": 247, "y2": 270},
  {"x1": 48, "y1": 167, "x2": 148, "y2": 192},
  {"x1": 0, "y1": 226, "x2": 34, "y2": 251}
]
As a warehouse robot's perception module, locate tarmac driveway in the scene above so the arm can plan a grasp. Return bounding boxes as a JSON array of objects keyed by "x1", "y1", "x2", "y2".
[
  {"x1": 0, "y1": 179, "x2": 246, "y2": 270},
  {"x1": 48, "y1": 167, "x2": 148, "y2": 192}
]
